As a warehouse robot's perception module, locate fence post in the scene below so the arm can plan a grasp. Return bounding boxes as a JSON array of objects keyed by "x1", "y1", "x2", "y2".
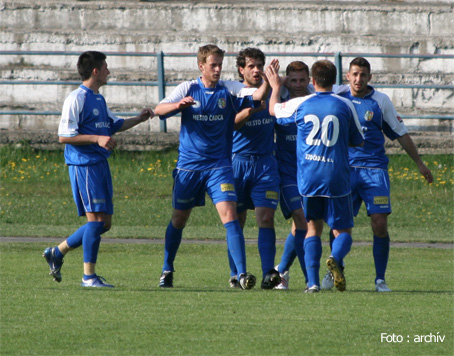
[
  {"x1": 157, "y1": 51, "x2": 167, "y2": 133},
  {"x1": 334, "y1": 52, "x2": 342, "y2": 85}
]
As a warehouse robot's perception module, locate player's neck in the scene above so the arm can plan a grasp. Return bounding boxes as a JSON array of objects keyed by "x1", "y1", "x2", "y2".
[
  {"x1": 200, "y1": 76, "x2": 218, "y2": 88},
  {"x1": 314, "y1": 85, "x2": 332, "y2": 92},
  {"x1": 243, "y1": 80, "x2": 260, "y2": 89},
  {"x1": 350, "y1": 87, "x2": 371, "y2": 98},
  {"x1": 83, "y1": 79, "x2": 101, "y2": 94}
]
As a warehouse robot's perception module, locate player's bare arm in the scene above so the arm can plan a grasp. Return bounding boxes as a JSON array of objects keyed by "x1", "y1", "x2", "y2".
[
  {"x1": 397, "y1": 133, "x2": 433, "y2": 183},
  {"x1": 265, "y1": 64, "x2": 282, "y2": 116},
  {"x1": 233, "y1": 101, "x2": 267, "y2": 130},
  {"x1": 251, "y1": 59, "x2": 279, "y2": 101},
  {"x1": 59, "y1": 134, "x2": 117, "y2": 151},
  {"x1": 118, "y1": 108, "x2": 155, "y2": 132},
  {"x1": 155, "y1": 96, "x2": 195, "y2": 116}
]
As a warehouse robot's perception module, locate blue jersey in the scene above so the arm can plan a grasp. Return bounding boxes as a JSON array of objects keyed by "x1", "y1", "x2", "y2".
[
  {"x1": 159, "y1": 78, "x2": 256, "y2": 170},
  {"x1": 274, "y1": 86, "x2": 315, "y2": 178},
  {"x1": 274, "y1": 92, "x2": 364, "y2": 197},
  {"x1": 58, "y1": 85, "x2": 124, "y2": 166},
  {"x1": 275, "y1": 121, "x2": 298, "y2": 179},
  {"x1": 334, "y1": 85, "x2": 408, "y2": 169},
  {"x1": 232, "y1": 92, "x2": 275, "y2": 156}
]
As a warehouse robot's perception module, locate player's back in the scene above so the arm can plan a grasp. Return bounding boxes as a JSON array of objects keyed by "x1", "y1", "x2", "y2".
[{"x1": 295, "y1": 92, "x2": 363, "y2": 197}]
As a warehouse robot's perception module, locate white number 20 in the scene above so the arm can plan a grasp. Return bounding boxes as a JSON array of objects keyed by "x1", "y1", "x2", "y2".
[{"x1": 304, "y1": 114, "x2": 339, "y2": 147}]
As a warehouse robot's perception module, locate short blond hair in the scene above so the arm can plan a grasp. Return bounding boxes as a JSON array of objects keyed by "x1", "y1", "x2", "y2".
[{"x1": 197, "y1": 44, "x2": 225, "y2": 64}]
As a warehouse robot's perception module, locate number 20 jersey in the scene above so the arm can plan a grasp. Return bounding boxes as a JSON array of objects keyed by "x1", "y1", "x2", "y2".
[{"x1": 274, "y1": 92, "x2": 364, "y2": 198}]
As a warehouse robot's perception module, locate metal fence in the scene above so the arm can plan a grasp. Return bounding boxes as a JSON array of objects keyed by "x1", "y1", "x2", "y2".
[{"x1": 1, "y1": 50, "x2": 453, "y2": 133}]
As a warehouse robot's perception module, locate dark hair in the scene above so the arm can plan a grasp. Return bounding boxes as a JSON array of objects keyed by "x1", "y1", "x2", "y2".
[
  {"x1": 311, "y1": 60, "x2": 336, "y2": 88},
  {"x1": 236, "y1": 47, "x2": 266, "y2": 79},
  {"x1": 286, "y1": 61, "x2": 309, "y2": 76},
  {"x1": 349, "y1": 57, "x2": 371, "y2": 73},
  {"x1": 197, "y1": 44, "x2": 225, "y2": 64},
  {"x1": 77, "y1": 51, "x2": 107, "y2": 81}
]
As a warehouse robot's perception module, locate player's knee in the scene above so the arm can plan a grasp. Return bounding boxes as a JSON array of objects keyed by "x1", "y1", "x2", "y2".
[
  {"x1": 171, "y1": 211, "x2": 190, "y2": 229},
  {"x1": 371, "y1": 221, "x2": 388, "y2": 237},
  {"x1": 102, "y1": 223, "x2": 111, "y2": 234},
  {"x1": 292, "y1": 211, "x2": 307, "y2": 230},
  {"x1": 371, "y1": 214, "x2": 388, "y2": 237},
  {"x1": 256, "y1": 210, "x2": 275, "y2": 228}
]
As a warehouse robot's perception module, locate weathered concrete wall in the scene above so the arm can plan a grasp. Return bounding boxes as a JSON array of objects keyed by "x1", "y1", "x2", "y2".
[{"x1": 0, "y1": 0, "x2": 453, "y2": 148}]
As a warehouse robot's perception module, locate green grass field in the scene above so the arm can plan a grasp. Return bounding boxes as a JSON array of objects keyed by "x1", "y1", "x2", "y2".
[
  {"x1": 1, "y1": 242, "x2": 453, "y2": 356},
  {"x1": 1, "y1": 146, "x2": 453, "y2": 355},
  {"x1": 1, "y1": 146, "x2": 453, "y2": 242}
]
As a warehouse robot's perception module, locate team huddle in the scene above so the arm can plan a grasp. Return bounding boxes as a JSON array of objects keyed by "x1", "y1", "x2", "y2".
[{"x1": 43, "y1": 46, "x2": 433, "y2": 292}]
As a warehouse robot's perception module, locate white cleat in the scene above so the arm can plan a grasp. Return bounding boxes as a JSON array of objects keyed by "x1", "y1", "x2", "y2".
[
  {"x1": 321, "y1": 270, "x2": 334, "y2": 290},
  {"x1": 375, "y1": 279, "x2": 391, "y2": 292},
  {"x1": 274, "y1": 270, "x2": 289, "y2": 290}
]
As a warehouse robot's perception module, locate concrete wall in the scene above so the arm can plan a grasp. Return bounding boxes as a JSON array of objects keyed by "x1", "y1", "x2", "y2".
[{"x1": 1, "y1": 0, "x2": 453, "y2": 147}]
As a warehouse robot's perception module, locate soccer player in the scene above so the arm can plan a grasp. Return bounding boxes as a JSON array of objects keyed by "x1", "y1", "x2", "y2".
[
  {"x1": 43, "y1": 51, "x2": 154, "y2": 287},
  {"x1": 229, "y1": 48, "x2": 281, "y2": 290},
  {"x1": 321, "y1": 57, "x2": 434, "y2": 292},
  {"x1": 155, "y1": 44, "x2": 276, "y2": 289},
  {"x1": 267, "y1": 60, "x2": 364, "y2": 293},
  {"x1": 274, "y1": 61, "x2": 314, "y2": 289}
]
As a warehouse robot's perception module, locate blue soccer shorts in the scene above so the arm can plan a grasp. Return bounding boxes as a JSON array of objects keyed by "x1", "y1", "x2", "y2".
[
  {"x1": 350, "y1": 166, "x2": 392, "y2": 216},
  {"x1": 172, "y1": 166, "x2": 238, "y2": 210},
  {"x1": 278, "y1": 164, "x2": 303, "y2": 219},
  {"x1": 68, "y1": 160, "x2": 113, "y2": 216},
  {"x1": 303, "y1": 195, "x2": 354, "y2": 230},
  {"x1": 232, "y1": 154, "x2": 280, "y2": 213}
]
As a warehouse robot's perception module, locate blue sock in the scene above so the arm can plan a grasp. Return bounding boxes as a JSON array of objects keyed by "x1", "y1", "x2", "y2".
[
  {"x1": 54, "y1": 246, "x2": 64, "y2": 259},
  {"x1": 82, "y1": 221, "x2": 105, "y2": 264},
  {"x1": 331, "y1": 232, "x2": 352, "y2": 265},
  {"x1": 258, "y1": 227, "x2": 276, "y2": 276},
  {"x1": 227, "y1": 249, "x2": 237, "y2": 277},
  {"x1": 279, "y1": 232, "x2": 296, "y2": 272},
  {"x1": 225, "y1": 220, "x2": 247, "y2": 276},
  {"x1": 66, "y1": 224, "x2": 87, "y2": 248},
  {"x1": 304, "y1": 236, "x2": 322, "y2": 287},
  {"x1": 329, "y1": 230, "x2": 344, "y2": 266},
  {"x1": 373, "y1": 234, "x2": 390, "y2": 282},
  {"x1": 329, "y1": 230, "x2": 335, "y2": 251},
  {"x1": 162, "y1": 221, "x2": 183, "y2": 272},
  {"x1": 83, "y1": 273, "x2": 96, "y2": 280},
  {"x1": 294, "y1": 229, "x2": 308, "y2": 283}
]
